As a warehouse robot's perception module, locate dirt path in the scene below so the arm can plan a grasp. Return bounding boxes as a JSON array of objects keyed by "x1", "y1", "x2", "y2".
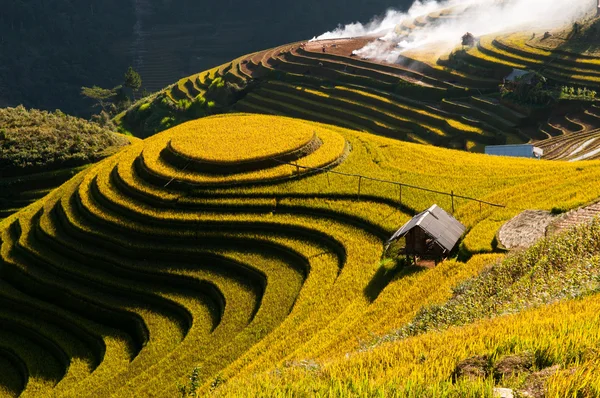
[{"x1": 306, "y1": 37, "x2": 377, "y2": 57}]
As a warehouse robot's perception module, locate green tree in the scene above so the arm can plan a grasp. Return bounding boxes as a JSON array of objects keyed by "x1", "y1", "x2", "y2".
[
  {"x1": 124, "y1": 66, "x2": 142, "y2": 92},
  {"x1": 82, "y1": 67, "x2": 142, "y2": 117},
  {"x1": 80, "y1": 85, "x2": 117, "y2": 111}
]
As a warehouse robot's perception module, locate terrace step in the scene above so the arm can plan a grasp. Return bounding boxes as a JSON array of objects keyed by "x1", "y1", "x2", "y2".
[
  {"x1": 551, "y1": 202, "x2": 600, "y2": 235},
  {"x1": 548, "y1": 115, "x2": 584, "y2": 135},
  {"x1": 440, "y1": 99, "x2": 515, "y2": 133},
  {"x1": 469, "y1": 35, "x2": 600, "y2": 88},
  {"x1": 396, "y1": 53, "x2": 500, "y2": 91},
  {"x1": 240, "y1": 90, "x2": 400, "y2": 139},
  {"x1": 47, "y1": 175, "x2": 307, "y2": 396},
  {"x1": 0, "y1": 328, "x2": 63, "y2": 396},
  {"x1": 292, "y1": 47, "x2": 445, "y2": 89},
  {"x1": 469, "y1": 96, "x2": 527, "y2": 125},
  {"x1": 537, "y1": 128, "x2": 600, "y2": 160},
  {"x1": 494, "y1": 36, "x2": 600, "y2": 75},
  {"x1": 263, "y1": 82, "x2": 436, "y2": 129}
]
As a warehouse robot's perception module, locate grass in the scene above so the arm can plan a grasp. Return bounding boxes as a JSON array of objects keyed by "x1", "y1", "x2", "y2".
[
  {"x1": 215, "y1": 286, "x2": 600, "y2": 397},
  {"x1": 393, "y1": 218, "x2": 600, "y2": 340}
]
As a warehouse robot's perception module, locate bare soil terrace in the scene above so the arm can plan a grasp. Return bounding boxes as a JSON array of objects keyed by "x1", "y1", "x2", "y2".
[
  {"x1": 304, "y1": 37, "x2": 436, "y2": 87},
  {"x1": 305, "y1": 37, "x2": 378, "y2": 57}
]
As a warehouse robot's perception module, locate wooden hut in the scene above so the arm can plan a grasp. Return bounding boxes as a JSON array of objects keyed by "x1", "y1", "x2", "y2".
[
  {"x1": 387, "y1": 204, "x2": 465, "y2": 265},
  {"x1": 461, "y1": 32, "x2": 476, "y2": 47}
]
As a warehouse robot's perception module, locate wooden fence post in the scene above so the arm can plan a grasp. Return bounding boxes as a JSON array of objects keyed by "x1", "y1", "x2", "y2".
[{"x1": 451, "y1": 190, "x2": 455, "y2": 214}]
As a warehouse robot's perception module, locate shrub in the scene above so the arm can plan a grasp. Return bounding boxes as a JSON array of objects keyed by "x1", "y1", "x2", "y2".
[{"x1": 0, "y1": 106, "x2": 129, "y2": 176}]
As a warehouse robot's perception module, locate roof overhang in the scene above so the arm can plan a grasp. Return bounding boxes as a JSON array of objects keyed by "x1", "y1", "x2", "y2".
[{"x1": 387, "y1": 204, "x2": 466, "y2": 252}]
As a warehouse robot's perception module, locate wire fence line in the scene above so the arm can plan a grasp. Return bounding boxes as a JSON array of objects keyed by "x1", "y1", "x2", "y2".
[{"x1": 278, "y1": 160, "x2": 506, "y2": 214}]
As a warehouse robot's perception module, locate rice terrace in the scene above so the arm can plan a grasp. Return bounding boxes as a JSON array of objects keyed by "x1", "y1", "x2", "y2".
[{"x1": 6, "y1": 0, "x2": 600, "y2": 397}]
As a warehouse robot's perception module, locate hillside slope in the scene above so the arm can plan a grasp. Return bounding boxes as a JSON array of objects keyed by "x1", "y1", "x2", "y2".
[
  {"x1": 0, "y1": 106, "x2": 133, "y2": 219},
  {"x1": 0, "y1": 0, "x2": 410, "y2": 116},
  {"x1": 218, "y1": 219, "x2": 600, "y2": 397},
  {"x1": 2, "y1": 114, "x2": 600, "y2": 396},
  {"x1": 117, "y1": 8, "x2": 600, "y2": 162}
]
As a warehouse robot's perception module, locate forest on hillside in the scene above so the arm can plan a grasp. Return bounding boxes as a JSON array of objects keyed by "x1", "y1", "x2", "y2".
[{"x1": 0, "y1": 0, "x2": 411, "y2": 116}]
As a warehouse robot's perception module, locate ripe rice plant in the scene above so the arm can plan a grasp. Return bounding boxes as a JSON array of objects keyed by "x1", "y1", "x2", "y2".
[
  {"x1": 2, "y1": 113, "x2": 600, "y2": 396},
  {"x1": 167, "y1": 114, "x2": 317, "y2": 165}
]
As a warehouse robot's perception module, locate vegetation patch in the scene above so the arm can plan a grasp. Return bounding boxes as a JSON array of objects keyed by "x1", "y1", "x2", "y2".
[{"x1": 0, "y1": 106, "x2": 129, "y2": 176}]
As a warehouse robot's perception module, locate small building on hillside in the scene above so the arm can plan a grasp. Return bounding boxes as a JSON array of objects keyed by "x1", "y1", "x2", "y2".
[
  {"x1": 504, "y1": 69, "x2": 535, "y2": 84},
  {"x1": 462, "y1": 32, "x2": 476, "y2": 48},
  {"x1": 387, "y1": 204, "x2": 466, "y2": 265},
  {"x1": 485, "y1": 144, "x2": 544, "y2": 159},
  {"x1": 503, "y1": 69, "x2": 545, "y2": 89}
]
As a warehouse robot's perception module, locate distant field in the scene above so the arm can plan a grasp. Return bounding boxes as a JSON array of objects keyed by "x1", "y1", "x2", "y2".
[{"x1": 117, "y1": 8, "x2": 600, "y2": 168}]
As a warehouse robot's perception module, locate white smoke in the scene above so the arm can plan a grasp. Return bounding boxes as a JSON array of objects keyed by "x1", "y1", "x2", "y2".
[
  {"x1": 312, "y1": 0, "x2": 594, "y2": 59},
  {"x1": 312, "y1": 1, "x2": 452, "y2": 41},
  {"x1": 311, "y1": 9, "x2": 405, "y2": 40}
]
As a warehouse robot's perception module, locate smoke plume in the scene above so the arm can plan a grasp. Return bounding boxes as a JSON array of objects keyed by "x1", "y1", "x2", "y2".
[{"x1": 312, "y1": 0, "x2": 594, "y2": 60}]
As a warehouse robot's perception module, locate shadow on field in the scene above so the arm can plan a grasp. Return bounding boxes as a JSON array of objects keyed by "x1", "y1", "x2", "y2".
[{"x1": 363, "y1": 264, "x2": 425, "y2": 303}]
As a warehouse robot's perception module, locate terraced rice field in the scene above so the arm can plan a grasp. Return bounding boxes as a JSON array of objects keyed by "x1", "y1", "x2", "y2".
[
  {"x1": 125, "y1": 34, "x2": 539, "y2": 150},
  {"x1": 0, "y1": 166, "x2": 89, "y2": 220},
  {"x1": 5, "y1": 114, "x2": 600, "y2": 396},
  {"x1": 120, "y1": 4, "x2": 600, "y2": 164},
  {"x1": 155, "y1": 36, "x2": 600, "y2": 161},
  {"x1": 527, "y1": 104, "x2": 600, "y2": 161},
  {"x1": 38, "y1": 5, "x2": 600, "y2": 396},
  {"x1": 465, "y1": 33, "x2": 600, "y2": 89}
]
